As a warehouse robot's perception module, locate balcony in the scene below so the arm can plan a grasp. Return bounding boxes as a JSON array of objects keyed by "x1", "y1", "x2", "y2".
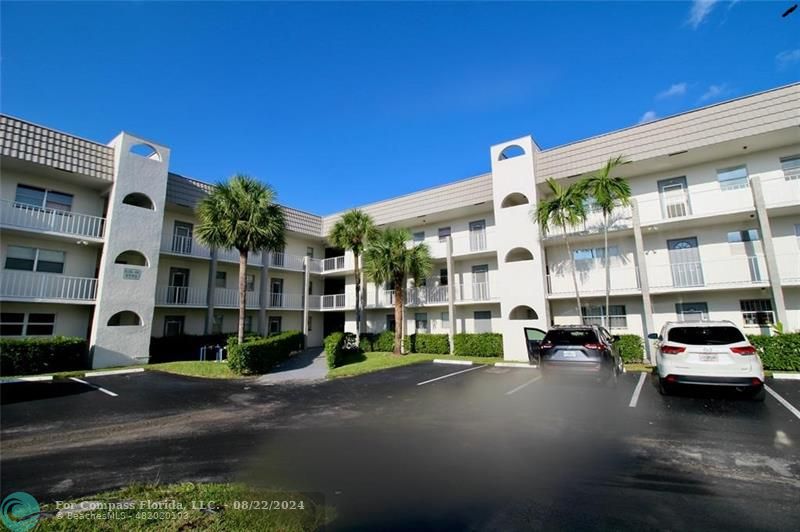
[
  {"x1": 214, "y1": 288, "x2": 260, "y2": 309},
  {"x1": 1, "y1": 199, "x2": 105, "y2": 240},
  {"x1": 648, "y1": 255, "x2": 770, "y2": 292},
  {"x1": 266, "y1": 252, "x2": 305, "y2": 271},
  {"x1": 264, "y1": 292, "x2": 304, "y2": 310},
  {"x1": 309, "y1": 255, "x2": 353, "y2": 274},
  {"x1": 424, "y1": 227, "x2": 497, "y2": 259},
  {"x1": 154, "y1": 286, "x2": 305, "y2": 310},
  {"x1": 546, "y1": 262, "x2": 641, "y2": 298},
  {"x1": 155, "y1": 285, "x2": 208, "y2": 307},
  {"x1": 310, "y1": 293, "x2": 349, "y2": 310},
  {"x1": 407, "y1": 285, "x2": 449, "y2": 307},
  {"x1": 160, "y1": 234, "x2": 262, "y2": 265},
  {"x1": 455, "y1": 281, "x2": 497, "y2": 303},
  {"x1": 1, "y1": 271, "x2": 97, "y2": 303}
]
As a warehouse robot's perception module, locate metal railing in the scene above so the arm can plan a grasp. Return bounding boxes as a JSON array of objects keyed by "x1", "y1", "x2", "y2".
[
  {"x1": 268, "y1": 252, "x2": 305, "y2": 271},
  {"x1": 742, "y1": 310, "x2": 775, "y2": 327},
  {"x1": 582, "y1": 314, "x2": 628, "y2": 329},
  {"x1": 310, "y1": 293, "x2": 348, "y2": 310},
  {"x1": 1, "y1": 270, "x2": 97, "y2": 301},
  {"x1": 1, "y1": 199, "x2": 105, "y2": 239},
  {"x1": 546, "y1": 264, "x2": 641, "y2": 296},
  {"x1": 456, "y1": 281, "x2": 493, "y2": 302},
  {"x1": 407, "y1": 285, "x2": 449, "y2": 306},
  {"x1": 214, "y1": 288, "x2": 260, "y2": 309},
  {"x1": 266, "y1": 292, "x2": 303, "y2": 309},
  {"x1": 154, "y1": 285, "x2": 207, "y2": 306}
]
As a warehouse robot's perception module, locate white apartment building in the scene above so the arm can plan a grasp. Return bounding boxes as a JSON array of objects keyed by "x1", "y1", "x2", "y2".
[{"x1": 1, "y1": 83, "x2": 798, "y2": 367}]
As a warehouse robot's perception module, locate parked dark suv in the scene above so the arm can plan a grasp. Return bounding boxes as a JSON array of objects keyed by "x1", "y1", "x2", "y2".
[{"x1": 538, "y1": 325, "x2": 623, "y2": 384}]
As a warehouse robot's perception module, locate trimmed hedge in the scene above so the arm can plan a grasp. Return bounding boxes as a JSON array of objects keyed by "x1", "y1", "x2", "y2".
[
  {"x1": 748, "y1": 333, "x2": 800, "y2": 371},
  {"x1": 404, "y1": 334, "x2": 450, "y2": 355},
  {"x1": 453, "y1": 333, "x2": 503, "y2": 357},
  {"x1": 359, "y1": 331, "x2": 396, "y2": 353},
  {"x1": 1, "y1": 336, "x2": 88, "y2": 376},
  {"x1": 226, "y1": 330, "x2": 304, "y2": 375},
  {"x1": 324, "y1": 332, "x2": 358, "y2": 369},
  {"x1": 616, "y1": 334, "x2": 645, "y2": 363}
]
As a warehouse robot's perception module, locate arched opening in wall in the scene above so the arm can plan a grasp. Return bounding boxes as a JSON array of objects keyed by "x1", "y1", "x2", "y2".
[
  {"x1": 129, "y1": 143, "x2": 162, "y2": 162},
  {"x1": 114, "y1": 250, "x2": 148, "y2": 267},
  {"x1": 501, "y1": 192, "x2": 529, "y2": 208},
  {"x1": 505, "y1": 247, "x2": 534, "y2": 263},
  {"x1": 122, "y1": 192, "x2": 155, "y2": 210},
  {"x1": 107, "y1": 311, "x2": 142, "y2": 326},
  {"x1": 510, "y1": 306, "x2": 538, "y2": 320},
  {"x1": 498, "y1": 144, "x2": 525, "y2": 161}
]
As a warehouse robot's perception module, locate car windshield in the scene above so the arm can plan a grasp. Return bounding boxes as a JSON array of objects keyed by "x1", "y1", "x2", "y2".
[
  {"x1": 667, "y1": 326, "x2": 745, "y2": 345},
  {"x1": 543, "y1": 329, "x2": 598, "y2": 344}
]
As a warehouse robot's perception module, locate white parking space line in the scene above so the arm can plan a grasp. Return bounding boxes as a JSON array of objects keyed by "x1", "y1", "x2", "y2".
[
  {"x1": 628, "y1": 373, "x2": 648, "y2": 408},
  {"x1": 69, "y1": 377, "x2": 118, "y2": 397},
  {"x1": 417, "y1": 365, "x2": 486, "y2": 386},
  {"x1": 505, "y1": 375, "x2": 542, "y2": 396},
  {"x1": 86, "y1": 368, "x2": 145, "y2": 377},
  {"x1": 765, "y1": 385, "x2": 800, "y2": 420}
]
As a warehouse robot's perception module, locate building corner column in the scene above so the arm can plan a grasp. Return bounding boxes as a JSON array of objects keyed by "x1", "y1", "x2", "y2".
[
  {"x1": 259, "y1": 251, "x2": 269, "y2": 336},
  {"x1": 303, "y1": 256, "x2": 311, "y2": 348},
  {"x1": 446, "y1": 235, "x2": 456, "y2": 353},
  {"x1": 750, "y1": 175, "x2": 788, "y2": 326},
  {"x1": 631, "y1": 199, "x2": 656, "y2": 363},
  {"x1": 205, "y1": 249, "x2": 217, "y2": 335}
]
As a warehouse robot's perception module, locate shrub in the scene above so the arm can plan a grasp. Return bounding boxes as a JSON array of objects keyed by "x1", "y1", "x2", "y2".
[
  {"x1": 747, "y1": 333, "x2": 800, "y2": 371},
  {"x1": 360, "y1": 331, "x2": 396, "y2": 353},
  {"x1": 226, "y1": 330, "x2": 303, "y2": 375},
  {"x1": 325, "y1": 332, "x2": 358, "y2": 369},
  {"x1": 616, "y1": 334, "x2": 645, "y2": 363},
  {"x1": 0, "y1": 336, "x2": 88, "y2": 376},
  {"x1": 453, "y1": 333, "x2": 503, "y2": 357},
  {"x1": 404, "y1": 334, "x2": 450, "y2": 354}
]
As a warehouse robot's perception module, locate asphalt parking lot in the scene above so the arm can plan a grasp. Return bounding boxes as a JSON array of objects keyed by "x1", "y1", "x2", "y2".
[{"x1": 2, "y1": 364, "x2": 799, "y2": 530}]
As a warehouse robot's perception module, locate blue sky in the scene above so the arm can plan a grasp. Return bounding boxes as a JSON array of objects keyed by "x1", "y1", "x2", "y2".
[{"x1": 1, "y1": 1, "x2": 797, "y2": 215}]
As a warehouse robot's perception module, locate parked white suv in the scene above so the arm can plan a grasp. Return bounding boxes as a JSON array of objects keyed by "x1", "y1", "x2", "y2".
[{"x1": 648, "y1": 321, "x2": 765, "y2": 401}]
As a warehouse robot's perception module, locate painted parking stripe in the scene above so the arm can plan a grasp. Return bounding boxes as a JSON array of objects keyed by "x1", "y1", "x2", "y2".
[
  {"x1": 68, "y1": 377, "x2": 118, "y2": 397},
  {"x1": 628, "y1": 373, "x2": 647, "y2": 408},
  {"x1": 86, "y1": 368, "x2": 145, "y2": 377},
  {"x1": 417, "y1": 365, "x2": 486, "y2": 386},
  {"x1": 765, "y1": 385, "x2": 800, "y2": 420},
  {"x1": 505, "y1": 375, "x2": 542, "y2": 396}
]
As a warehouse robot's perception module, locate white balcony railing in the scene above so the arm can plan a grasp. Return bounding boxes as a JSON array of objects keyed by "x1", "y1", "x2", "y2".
[
  {"x1": 1, "y1": 270, "x2": 97, "y2": 302},
  {"x1": 582, "y1": 314, "x2": 628, "y2": 330},
  {"x1": 214, "y1": 288, "x2": 260, "y2": 309},
  {"x1": 268, "y1": 252, "x2": 305, "y2": 271},
  {"x1": 546, "y1": 263, "x2": 641, "y2": 296},
  {"x1": 456, "y1": 281, "x2": 495, "y2": 302},
  {"x1": 649, "y1": 255, "x2": 769, "y2": 291},
  {"x1": 407, "y1": 285, "x2": 449, "y2": 306},
  {"x1": 164, "y1": 234, "x2": 211, "y2": 259},
  {"x1": 423, "y1": 227, "x2": 496, "y2": 258},
  {"x1": 310, "y1": 293, "x2": 348, "y2": 310},
  {"x1": 155, "y1": 285, "x2": 207, "y2": 306},
  {"x1": 543, "y1": 204, "x2": 633, "y2": 239},
  {"x1": 1, "y1": 199, "x2": 105, "y2": 239},
  {"x1": 266, "y1": 292, "x2": 304, "y2": 309}
]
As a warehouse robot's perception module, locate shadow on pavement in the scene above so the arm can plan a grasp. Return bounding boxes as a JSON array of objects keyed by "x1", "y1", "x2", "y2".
[{"x1": 1, "y1": 380, "x2": 95, "y2": 405}]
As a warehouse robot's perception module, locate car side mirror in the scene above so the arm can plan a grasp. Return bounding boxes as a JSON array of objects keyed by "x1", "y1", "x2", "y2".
[
  {"x1": 612, "y1": 335, "x2": 620, "y2": 342},
  {"x1": 647, "y1": 333, "x2": 659, "y2": 340}
]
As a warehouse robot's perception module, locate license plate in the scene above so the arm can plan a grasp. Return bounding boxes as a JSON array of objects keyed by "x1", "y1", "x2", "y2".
[
  {"x1": 699, "y1": 354, "x2": 718, "y2": 362},
  {"x1": 561, "y1": 350, "x2": 581, "y2": 358}
]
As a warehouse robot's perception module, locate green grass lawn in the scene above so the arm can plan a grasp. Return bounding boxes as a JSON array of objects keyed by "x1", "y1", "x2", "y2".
[
  {"x1": 327, "y1": 351, "x2": 506, "y2": 378},
  {"x1": 147, "y1": 361, "x2": 240, "y2": 379},
  {"x1": 34, "y1": 482, "x2": 331, "y2": 531}
]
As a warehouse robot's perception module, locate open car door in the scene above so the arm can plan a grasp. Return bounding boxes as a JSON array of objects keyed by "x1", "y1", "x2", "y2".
[{"x1": 524, "y1": 327, "x2": 547, "y2": 365}]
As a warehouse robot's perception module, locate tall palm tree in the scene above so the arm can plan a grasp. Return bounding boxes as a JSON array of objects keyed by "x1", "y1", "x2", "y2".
[
  {"x1": 580, "y1": 155, "x2": 631, "y2": 327},
  {"x1": 533, "y1": 178, "x2": 587, "y2": 323},
  {"x1": 363, "y1": 228, "x2": 431, "y2": 354},
  {"x1": 328, "y1": 209, "x2": 377, "y2": 338},
  {"x1": 196, "y1": 175, "x2": 286, "y2": 343}
]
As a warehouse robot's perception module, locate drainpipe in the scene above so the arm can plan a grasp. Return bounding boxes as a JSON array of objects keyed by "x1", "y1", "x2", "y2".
[
  {"x1": 631, "y1": 200, "x2": 656, "y2": 363},
  {"x1": 205, "y1": 249, "x2": 217, "y2": 335},
  {"x1": 750, "y1": 175, "x2": 788, "y2": 327},
  {"x1": 446, "y1": 235, "x2": 456, "y2": 353},
  {"x1": 302, "y1": 256, "x2": 310, "y2": 348}
]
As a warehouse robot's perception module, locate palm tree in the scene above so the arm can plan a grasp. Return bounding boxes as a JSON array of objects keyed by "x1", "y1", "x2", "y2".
[
  {"x1": 580, "y1": 155, "x2": 631, "y2": 327},
  {"x1": 533, "y1": 178, "x2": 587, "y2": 323},
  {"x1": 196, "y1": 175, "x2": 286, "y2": 343},
  {"x1": 363, "y1": 228, "x2": 431, "y2": 354},
  {"x1": 328, "y1": 209, "x2": 377, "y2": 338}
]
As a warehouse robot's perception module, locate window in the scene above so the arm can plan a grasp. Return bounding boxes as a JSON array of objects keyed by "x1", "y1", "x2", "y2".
[
  {"x1": 212, "y1": 313, "x2": 223, "y2": 334},
  {"x1": 268, "y1": 316, "x2": 281, "y2": 335},
  {"x1": 386, "y1": 314, "x2": 396, "y2": 332},
  {"x1": 415, "y1": 313, "x2": 428, "y2": 333},
  {"x1": 441, "y1": 312, "x2": 449, "y2": 329},
  {"x1": 740, "y1": 299, "x2": 774, "y2": 326},
  {"x1": 246, "y1": 274, "x2": 255, "y2": 292},
  {"x1": 121, "y1": 193, "x2": 154, "y2": 210},
  {"x1": 438, "y1": 227, "x2": 451, "y2": 242},
  {"x1": 780, "y1": 154, "x2": 800, "y2": 181},
  {"x1": 543, "y1": 328, "x2": 599, "y2": 345},
  {"x1": 108, "y1": 311, "x2": 142, "y2": 326},
  {"x1": 717, "y1": 165, "x2": 748, "y2": 190},
  {"x1": 306, "y1": 247, "x2": 315, "y2": 258},
  {"x1": 1, "y1": 312, "x2": 55, "y2": 336},
  {"x1": 5, "y1": 246, "x2": 65, "y2": 274},
  {"x1": 727, "y1": 229, "x2": 760, "y2": 243},
  {"x1": 474, "y1": 311, "x2": 492, "y2": 333},
  {"x1": 164, "y1": 316, "x2": 185, "y2": 337},
  {"x1": 675, "y1": 302, "x2": 708, "y2": 322},
  {"x1": 439, "y1": 268, "x2": 448, "y2": 286},
  {"x1": 215, "y1": 271, "x2": 227, "y2": 288},
  {"x1": 413, "y1": 231, "x2": 425, "y2": 244},
  {"x1": 15, "y1": 184, "x2": 73, "y2": 211},
  {"x1": 581, "y1": 305, "x2": 627, "y2": 329},
  {"x1": 308, "y1": 281, "x2": 313, "y2": 295},
  {"x1": 245, "y1": 315, "x2": 254, "y2": 333},
  {"x1": 667, "y1": 326, "x2": 744, "y2": 345}
]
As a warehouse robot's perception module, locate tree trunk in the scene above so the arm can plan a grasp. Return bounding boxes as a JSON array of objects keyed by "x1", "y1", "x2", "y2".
[
  {"x1": 564, "y1": 233, "x2": 583, "y2": 324},
  {"x1": 393, "y1": 281, "x2": 404, "y2": 355},
  {"x1": 238, "y1": 249, "x2": 248, "y2": 344},
  {"x1": 603, "y1": 212, "x2": 611, "y2": 329},
  {"x1": 354, "y1": 252, "x2": 361, "y2": 338}
]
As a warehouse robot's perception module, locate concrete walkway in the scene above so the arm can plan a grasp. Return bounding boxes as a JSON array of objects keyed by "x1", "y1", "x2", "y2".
[{"x1": 255, "y1": 347, "x2": 327, "y2": 385}]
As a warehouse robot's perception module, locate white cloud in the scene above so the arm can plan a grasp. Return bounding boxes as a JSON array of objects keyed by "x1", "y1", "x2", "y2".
[
  {"x1": 687, "y1": 0, "x2": 718, "y2": 29},
  {"x1": 656, "y1": 83, "x2": 688, "y2": 100},
  {"x1": 638, "y1": 110, "x2": 658, "y2": 124},
  {"x1": 699, "y1": 83, "x2": 730, "y2": 102},
  {"x1": 776, "y1": 49, "x2": 800, "y2": 70}
]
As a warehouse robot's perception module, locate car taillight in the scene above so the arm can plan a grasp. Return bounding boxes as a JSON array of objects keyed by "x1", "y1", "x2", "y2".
[
  {"x1": 751, "y1": 377, "x2": 763, "y2": 386},
  {"x1": 540, "y1": 342, "x2": 553, "y2": 349},
  {"x1": 660, "y1": 345, "x2": 686, "y2": 354},
  {"x1": 583, "y1": 343, "x2": 604, "y2": 350},
  {"x1": 731, "y1": 346, "x2": 757, "y2": 355}
]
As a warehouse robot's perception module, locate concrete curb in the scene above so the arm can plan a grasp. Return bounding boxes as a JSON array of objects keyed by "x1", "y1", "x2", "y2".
[
  {"x1": 771, "y1": 373, "x2": 800, "y2": 380},
  {"x1": 0, "y1": 375, "x2": 54, "y2": 384},
  {"x1": 495, "y1": 362, "x2": 538, "y2": 370},
  {"x1": 85, "y1": 368, "x2": 146, "y2": 377},
  {"x1": 433, "y1": 359, "x2": 474, "y2": 366}
]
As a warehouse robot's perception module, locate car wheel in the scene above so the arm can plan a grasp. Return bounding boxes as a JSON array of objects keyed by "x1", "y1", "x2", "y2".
[
  {"x1": 657, "y1": 378, "x2": 671, "y2": 396},
  {"x1": 605, "y1": 366, "x2": 619, "y2": 388},
  {"x1": 750, "y1": 385, "x2": 766, "y2": 402}
]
